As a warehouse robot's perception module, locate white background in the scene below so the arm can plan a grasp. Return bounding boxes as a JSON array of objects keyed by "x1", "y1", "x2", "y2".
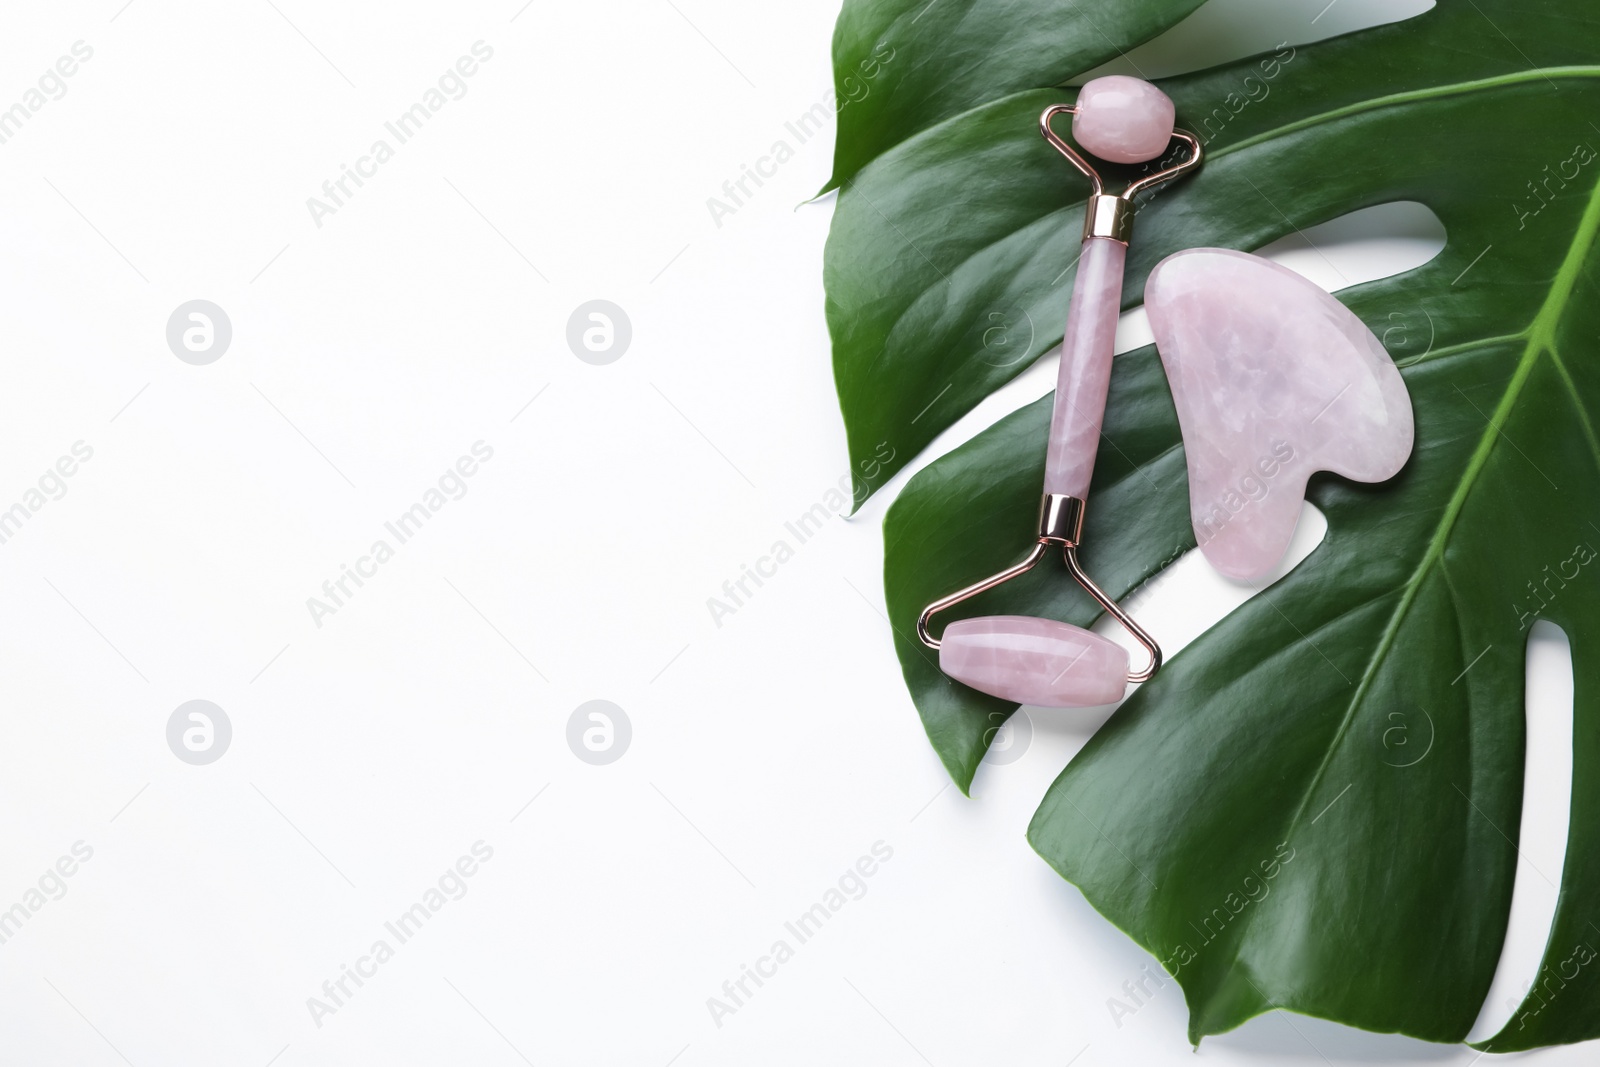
[{"x1": 0, "y1": 0, "x2": 1585, "y2": 1063}]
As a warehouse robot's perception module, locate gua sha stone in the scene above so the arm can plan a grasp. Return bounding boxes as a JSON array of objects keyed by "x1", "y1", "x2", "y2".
[
  {"x1": 1145, "y1": 248, "x2": 1416, "y2": 581},
  {"x1": 940, "y1": 616, "x2": 1130, "y2": 708},
  {"x1": 1073, "y1": 76, "x2": 1176, "y2": 164}
]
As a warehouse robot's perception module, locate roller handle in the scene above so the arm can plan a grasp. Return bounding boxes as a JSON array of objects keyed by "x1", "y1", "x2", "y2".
[{"x1": 1043, "y1": 236, "x2": 1126, "y2": 500}]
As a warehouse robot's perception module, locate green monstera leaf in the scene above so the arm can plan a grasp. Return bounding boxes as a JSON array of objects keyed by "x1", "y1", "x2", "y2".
[
  {"x1": 823, "y1": 0, "x2": 1209, "y2": 192},
  {"x1": 827, "y1": 0, "x2": 1600, "y2": 1052}
]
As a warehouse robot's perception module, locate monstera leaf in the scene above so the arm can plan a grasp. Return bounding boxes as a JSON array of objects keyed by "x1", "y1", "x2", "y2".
[
  {"x1": 826, "y1": 0, "x2": 1600, "y2": 1052},
  {"x1": 823, "y1": 0, "x2": 1209, "y2": 192}
]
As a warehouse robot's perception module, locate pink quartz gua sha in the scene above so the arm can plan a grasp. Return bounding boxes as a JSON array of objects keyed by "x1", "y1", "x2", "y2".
[
  {"x1": 1145, "y1": 249, "x2": 1415, "y2": 581},
  {"x1": 917, "y1": 81, "x2": 1202, "y2": 709}
]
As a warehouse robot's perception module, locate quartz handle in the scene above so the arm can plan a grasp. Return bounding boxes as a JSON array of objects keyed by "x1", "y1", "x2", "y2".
[{"x1": 1043, "y1": 236, "x2": 1126, "y2": 499}]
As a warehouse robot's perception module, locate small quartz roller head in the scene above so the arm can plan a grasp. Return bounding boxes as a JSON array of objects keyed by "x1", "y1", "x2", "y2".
[{"x1": 1072, "y1": 75, "x2": 1177, "y2": 164}]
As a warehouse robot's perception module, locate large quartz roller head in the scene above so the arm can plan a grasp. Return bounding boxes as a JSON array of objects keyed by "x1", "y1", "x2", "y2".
[
  {"x1": 938, "y1": 615, "x2": 1130, "y2": 708},
  {"x1": 1072, "y1": 75, "x2": 1176, "y2": 164}
]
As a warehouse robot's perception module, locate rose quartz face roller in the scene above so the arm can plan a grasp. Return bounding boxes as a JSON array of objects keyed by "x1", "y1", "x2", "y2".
[{"x1": 916, "y1": 77, "x2": 1202, "y2": 708}]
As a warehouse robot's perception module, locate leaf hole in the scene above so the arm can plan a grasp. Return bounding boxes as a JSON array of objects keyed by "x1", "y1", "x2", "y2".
[
  {"x1": 1096, "y1": 500, "x2": 1328, "y2": 664},
  {"x1": 1253, "y1": 201, "x2": 1447, "y2": 293},
  {"x1": 1075, "y1": 0, "x2": 1435, "y2": 83},
  {"x1": 1115, "y1": 201, "x2": 1446, "y2": 355},
  {"x1": 1466, "y1": 620, "x2": 1574, "y2": 1041}
]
